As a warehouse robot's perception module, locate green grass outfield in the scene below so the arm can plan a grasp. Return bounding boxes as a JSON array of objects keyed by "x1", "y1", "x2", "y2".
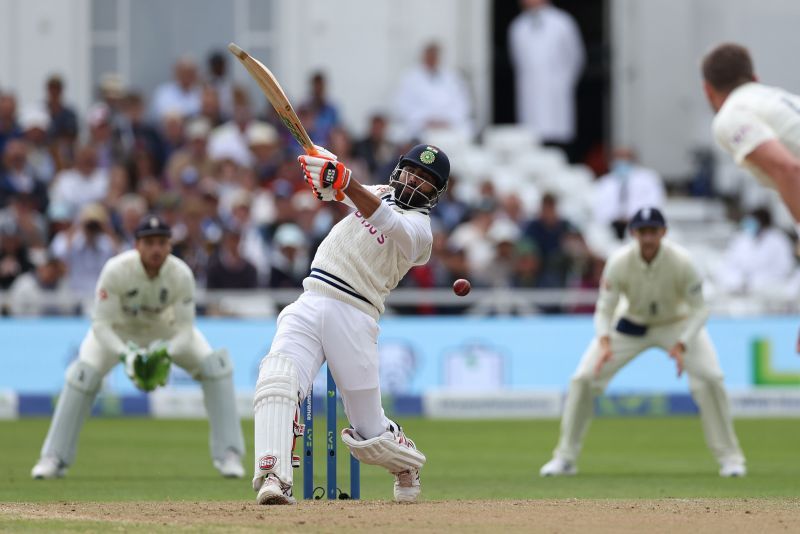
[{"x1": 1, "y1": 416, "x2": 799, "y2": 502}]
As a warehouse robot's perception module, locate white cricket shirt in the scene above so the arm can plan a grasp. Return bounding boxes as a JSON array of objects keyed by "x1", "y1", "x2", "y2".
[
  {"x1": 303, "y1": 185, "x2": 432, "y2": 320},
  {"x1": 594, "y1": 239, "x2": 709, "y2": 345},
  {"x1": 713, "y1": 82, "x2": 800, "y2": 187},
  {"x1": 92, "y1": 249, "x2": 196, "y2": 355}
]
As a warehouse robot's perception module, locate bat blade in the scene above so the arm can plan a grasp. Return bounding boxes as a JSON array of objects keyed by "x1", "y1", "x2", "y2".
[{"x1": 228, "y1": 42, "x2": 317, "y2": 155}]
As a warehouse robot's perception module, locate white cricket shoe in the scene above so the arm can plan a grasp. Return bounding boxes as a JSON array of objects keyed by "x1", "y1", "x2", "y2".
[
  {"x1": 393, "y1": 468, "x2": 421, "y2": 503},
  {"x1": 214, "y1": 449, "x2": 245, "y2": 479},
  {"x1": 256, "y1": 474, "x2": 296, "y2": 505},
  {"x1": 719, "y1": 462, "x2": 746, "y2": 478},
  {"x1": 539, "y1": 457, "x2": 577, "y2": 477},
  {"x1": 31, "y1": 456, "x2": 67, "y2": 479}
]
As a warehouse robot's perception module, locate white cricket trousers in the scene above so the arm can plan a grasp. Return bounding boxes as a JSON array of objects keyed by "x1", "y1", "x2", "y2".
[
  {"x1": 554, "y1": 321, "x2": 745, "y2": 466},
  {"x1": 267, "y1": 291, "x2": 391, "y2": 439}
]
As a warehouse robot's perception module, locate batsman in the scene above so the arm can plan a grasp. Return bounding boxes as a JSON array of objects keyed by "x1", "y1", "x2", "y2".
[
  {"x1": 31, "y1": 216, "x2": 245, "y2": 479},
  {"x1": 540, "y1": 208, "x2": 746, "y2": 478},
  {"x1": 252, "y1": 143, "x2": 449, "y2": 504}
]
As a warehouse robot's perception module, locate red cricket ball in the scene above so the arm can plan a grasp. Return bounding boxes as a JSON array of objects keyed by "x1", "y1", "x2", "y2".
[{"x1": 452, "y1": 278, "x2": 471, "y2": 297}]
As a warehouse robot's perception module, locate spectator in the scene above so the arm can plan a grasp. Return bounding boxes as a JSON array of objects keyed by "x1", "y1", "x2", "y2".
[
  {"x1": 199, "y1": 86, "x2": 226, "y2": 128},
  {"x1": 7, "y1": 255, "x2": 74, "y2": 316},
  {"x1": 0, "y1": 192, "x2": 48, "y2": 250},
  {"x1": 165, "y1": 117, "x2": 213, "y2": 190},
  {"x1": 97, "y1": 73, "x2": 127, "y2": 120},
  {"x1": 246, "y1": 121, "x2": 282, "y2": 184},
  {"x1": 157, "y1": 111, "x2": 186, "y2": 165},
  {"x1": 508, "y1": 0, "x2": 585, "y2": 159},
  {"x1": 512, "y1": 239, "x2": 541, "y2": 288},
  {"x1": 208, "y1": 87, "x2": 256, "y2": 167},
  {"x1": 20, "y1": 108, "x2": 56, "y2": 186},
  {"x1": 522, "y1": 192, "x2": 583, "y2": 288},
  {"x1": 206, "y1": 50, "x2": 235, "y2": 117},
  {"x1": 225, "y1": 189, "x2": 270, "y2": 286},
  {"x1": 353, "y1": 113, "x2": 397, "y2": 183},
  {"x1": 299, "y1": 71, "x2": 341, "y2": 147},
  {"x1": 172, "y1": 197, "x2": 213, "y2": 288},
  {"x1": 393, "y1": 42, "x2": 472, "y2": 140},
  {"x1": 431, "y1": 174, "x2": 469, "y2": 233},
  {"x1": 0, "y1": 93, "x2": 22, "y2": 157},
  {"x1": 328, "y1": 126, "x2": 370, "y2": 186},
  {"x1": 0, "y1": 220, "x2": 34, "y2": 289},
  {"x1": 449, "y1": 199, "x2": 498, "y2": 284},
  {"x1": 206, "y1": 227, "x2": 258, "y2": 289},
  {"x1": 716, "y1": 207, "x2": 796, "y2": 295},
  {"x1": 268, "y1": 223, "x2": 309, "y2": 288},
  {"x1": 50, "y1": 203, "x2": 117, "y2": 300},
  {"x1": 152, "y1": 57, "x2": 202, "y2": 120},
  {"x1": 0, "y1": 139, "x2": 49, "y2": 212},
  {"x1": 114, "y1": 92, "x2": 164, "y2": 169},
  {"x1": 50, "y1": 145, "x2": 108, "y2": 217},
  {"x1": 484, "y1": 219, "x2": 523, "y2": 288},
  {"x1": 592, "y1": 147, "x2": 666, "y2": 240},
  {"x1": 114, "y1": 193, "x2": 148, "y2": 249},
  {"x1": 44, "y1": 75, "x2": 79, "y2": 157},
  {"x1": 86, "y1": 103, "x2": 117, "y2": 171}
]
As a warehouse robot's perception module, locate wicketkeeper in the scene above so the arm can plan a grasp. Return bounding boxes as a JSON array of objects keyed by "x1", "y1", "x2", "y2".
[{"x1": 31, "y1": 215, "x2": 245, "y2": 479}]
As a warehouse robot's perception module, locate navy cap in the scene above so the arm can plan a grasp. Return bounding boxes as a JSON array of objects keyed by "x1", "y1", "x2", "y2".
[
  {"x1": 134, "y1": 214, "x2": 172, "y2": 239},
  {"x1": 398, "y1": 144, "x2": 450, "y2": 189},
  {"x1": 629, "y1": 207, "x2": 667, "y2": 230}
]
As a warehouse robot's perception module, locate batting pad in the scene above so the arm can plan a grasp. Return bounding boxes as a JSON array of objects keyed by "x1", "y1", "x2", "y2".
[
  {"x1": 253, "y1": 353, "x2": 299, "y2": 489},
  {"x1": 342, "y1": 428, "x2": 426, "y2": 473},
  {"x1": 200, "y1": 350, "x2": 245, "y2": 462},
  {"x1": 41, "y1": 360, "x2": 102, "y2": 465}
]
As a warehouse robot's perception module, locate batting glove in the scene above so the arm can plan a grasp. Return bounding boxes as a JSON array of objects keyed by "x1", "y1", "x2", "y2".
[{"x1": 298, "y1": 149, "x2": 351, "y2": 193}]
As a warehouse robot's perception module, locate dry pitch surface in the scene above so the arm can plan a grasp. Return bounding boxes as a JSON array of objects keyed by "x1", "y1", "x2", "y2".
[{"x1": 2, "y1": 499, "x2": 799, "y2": 533}]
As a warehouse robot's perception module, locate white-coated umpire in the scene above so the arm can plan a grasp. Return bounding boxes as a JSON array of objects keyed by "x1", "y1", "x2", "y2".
[
  {"x1": 31, "y1": 215, "x2": 245, "y2": 480},
  {"x1": 252, "y1": 144, "x2": 449, "y2": 505},
  {"x1": 540, "y1": 208, "x2": 746, "y2": 478}
]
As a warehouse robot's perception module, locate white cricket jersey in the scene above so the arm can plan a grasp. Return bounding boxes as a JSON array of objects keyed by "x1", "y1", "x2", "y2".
[
  {"x1": 594, "y1": 240, "x2": 708, "y2": 345},
  {"x1": 713, "y1": 82, "x2": 800, "y2": 187},
  {"x1": 92, "y1": 249, "x2": 196, "y2": 355},
  {"x1": 303, "y1": 185, "x2": 432, "y2": 320}
]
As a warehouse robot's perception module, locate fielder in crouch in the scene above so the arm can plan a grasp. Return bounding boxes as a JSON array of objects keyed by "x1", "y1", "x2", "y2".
[
  {"x1": 31, "y1": 216, "x2": 245, "y2": 479},
  {"x1": 252, "y1": 144, "x2": 449, "y2": 504},
  {"x1": 540, "y1": 208, "x2": 746, "y2": 478}
]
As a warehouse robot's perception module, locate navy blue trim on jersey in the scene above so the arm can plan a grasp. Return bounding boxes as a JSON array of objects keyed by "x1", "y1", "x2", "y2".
[
  {"x1": 380, "y1": 193, "x2": 429, "y2": 215},
  {"x1": 309, "y1": 268, "x2": 373, "y2": 306}
]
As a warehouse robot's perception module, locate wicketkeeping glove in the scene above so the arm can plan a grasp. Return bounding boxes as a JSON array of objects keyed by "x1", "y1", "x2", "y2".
[{"x1": 120, "y1": 341, "x2": 172, "y2": 392}]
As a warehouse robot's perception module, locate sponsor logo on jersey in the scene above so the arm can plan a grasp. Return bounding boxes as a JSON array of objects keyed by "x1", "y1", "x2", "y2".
[
  {"x1": 353, "y1": 211, "x2": 387, "y2": 245},
  {"x1": 259, "y1": 455, "x2": 277, "y2": 470}
]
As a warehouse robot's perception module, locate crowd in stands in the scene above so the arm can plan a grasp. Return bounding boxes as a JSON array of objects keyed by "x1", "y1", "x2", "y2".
[
  {"x1": 0, "y1": 45, "x2": 797, "y2": 317},
  {"x1": 0, "y1": 48, "x2": 605, "y2": 317}
]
